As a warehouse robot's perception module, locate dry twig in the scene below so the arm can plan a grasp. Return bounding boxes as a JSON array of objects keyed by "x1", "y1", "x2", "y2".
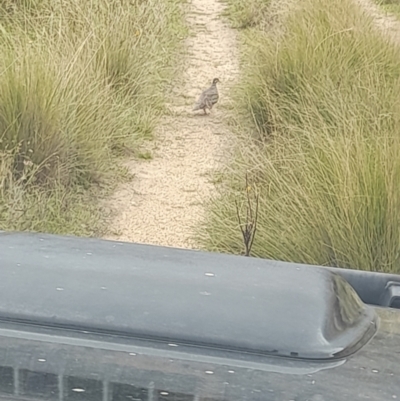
[{"x1": 235, "y1": 172, "x2": 259, "y2": 256}]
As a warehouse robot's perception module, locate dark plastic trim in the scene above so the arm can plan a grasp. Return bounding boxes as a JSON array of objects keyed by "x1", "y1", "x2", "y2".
[{"x1": 326, "y1": 267, "x2": 400, "y2": 308}]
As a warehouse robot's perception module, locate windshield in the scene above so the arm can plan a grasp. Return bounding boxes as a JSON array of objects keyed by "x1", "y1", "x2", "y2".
[{"x1": 0, "y1": 307, "x2": 398, "y2": 401}]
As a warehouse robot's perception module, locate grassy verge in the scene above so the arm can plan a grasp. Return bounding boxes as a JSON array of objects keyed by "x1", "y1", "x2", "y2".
[
  {"x1": 0, "y1": 0, "x2": 186, "y2": 236},
  {"x1": 200, "y1": 0, "x2": 400, "y2": 273}
]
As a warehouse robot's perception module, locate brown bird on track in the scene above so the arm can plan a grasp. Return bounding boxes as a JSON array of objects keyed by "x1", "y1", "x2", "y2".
[{"x1": 193, "y1": 78, "x2": 220, "y2": 115}]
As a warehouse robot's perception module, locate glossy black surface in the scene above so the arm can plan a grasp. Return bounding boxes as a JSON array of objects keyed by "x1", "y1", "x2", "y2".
[{"x1": 0, "y1": 232, "x2": 377, "y2": 361}]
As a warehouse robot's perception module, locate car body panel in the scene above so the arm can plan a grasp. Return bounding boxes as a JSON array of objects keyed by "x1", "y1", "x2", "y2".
[
  {"x1": 0, "y1": 232, "x2": 378, "y2": 361},
  {"x1": 0, "y1": 232, "x2": 399, "y2": 400}
]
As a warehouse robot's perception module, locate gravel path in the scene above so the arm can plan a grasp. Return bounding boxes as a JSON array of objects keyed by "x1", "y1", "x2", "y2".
[{"x1": 102, "y1": 0, "x2": 239, "y2": 248}]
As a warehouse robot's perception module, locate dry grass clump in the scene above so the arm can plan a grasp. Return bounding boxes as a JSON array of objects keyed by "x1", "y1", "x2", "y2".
[
  {"x1": 201, "y1": 0, "x2": 400, "y2": 272},
  {"x1": 0, "y1": 0, "x2": 186, "y2": 234},
  {"x1": 222, "y1": 0, "x2": 271, "y2": 28},
  {"x1": 376, "y1": 0, "x2": 400, "y2": 18}
]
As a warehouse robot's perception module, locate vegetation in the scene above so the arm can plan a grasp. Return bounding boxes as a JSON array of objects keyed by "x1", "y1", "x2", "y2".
[
  {"x1": 0, "y1": 0, "x2": 186, "y2": 235},
  {"x1": 222, "y1": 0, "x2": 271, "y2": 28},
  {"x1": 200, "y1": 0, "x2": 400, "y2": 273},
  {"x1": 376, "y1": 0, "x2": 400, "y2": 18}
]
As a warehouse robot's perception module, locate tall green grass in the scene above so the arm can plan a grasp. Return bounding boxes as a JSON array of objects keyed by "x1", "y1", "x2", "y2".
[
  {"x1": 0, "y1": 0, "x2": 186, "y2": 235},
  {"x1": 201, "y1": 0, "x2": 400, "y2": 273}
]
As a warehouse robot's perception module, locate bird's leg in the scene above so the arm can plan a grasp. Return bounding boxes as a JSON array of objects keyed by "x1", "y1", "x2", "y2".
[{"x1": 203, "y1": 108, "x2": 207, "y2": 115}]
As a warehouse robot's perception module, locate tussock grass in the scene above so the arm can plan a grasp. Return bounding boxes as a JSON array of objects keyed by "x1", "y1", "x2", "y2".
[
  {"x1": 0, "y1": 0, "x2": 186, "y2": 235},
  {"x1": 201, "y1": 0, "x2": 400, "y2": 272},
  {"x1": 376, "y1": 0, "x2": 400, "y2": 18},
  {"x1": 222, "y1": 0, "x2": 271, "y2": 28}
]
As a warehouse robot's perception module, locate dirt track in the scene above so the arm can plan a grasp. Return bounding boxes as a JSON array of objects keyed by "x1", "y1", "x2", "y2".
[
  {"x1": 103, "y1": 0, "x2": 239, "y2": 248},
  {"x1": 103, "y1": 0, "x2": 400, "y2": 249}
]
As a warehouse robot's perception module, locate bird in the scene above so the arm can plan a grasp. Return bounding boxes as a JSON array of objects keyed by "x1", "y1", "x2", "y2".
[{"x1": 193, "y1": 78, "x2": 220, "y2": 115}]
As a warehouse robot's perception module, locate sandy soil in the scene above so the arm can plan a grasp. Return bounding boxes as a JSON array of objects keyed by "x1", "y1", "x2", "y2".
[{"x1": 102, "y1": 0, "x2": 239, "y2": 248}]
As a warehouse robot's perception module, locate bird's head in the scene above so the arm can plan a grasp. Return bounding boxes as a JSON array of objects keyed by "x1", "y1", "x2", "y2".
[{"x1": 212, "y1": 78, "x2": 220, "y2": 85}]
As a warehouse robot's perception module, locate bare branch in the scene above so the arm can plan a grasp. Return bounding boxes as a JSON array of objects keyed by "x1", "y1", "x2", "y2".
[{"x1": 234, "y1": 173, "x2": 260, "y2": 257}]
